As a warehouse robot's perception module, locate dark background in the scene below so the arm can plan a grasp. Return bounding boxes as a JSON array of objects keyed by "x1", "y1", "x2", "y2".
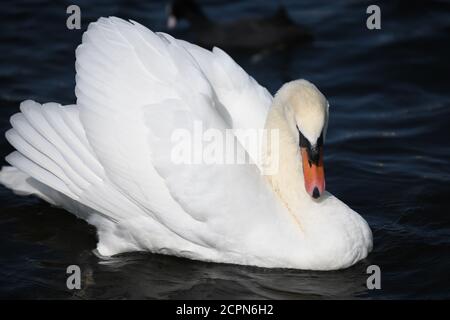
[{"x1": 0, "y1": 0, "x2": 449, "y2": 299}]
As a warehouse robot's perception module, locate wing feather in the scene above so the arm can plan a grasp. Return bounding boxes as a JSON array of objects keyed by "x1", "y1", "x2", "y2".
[{"x1": 2, "y1": 17, "x2": 287, "y2": 259}]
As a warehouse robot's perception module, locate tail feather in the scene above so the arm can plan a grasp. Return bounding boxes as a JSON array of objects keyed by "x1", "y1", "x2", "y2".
[{"x1": 0, "y1": 165, "x2": 107, "y2": 222}]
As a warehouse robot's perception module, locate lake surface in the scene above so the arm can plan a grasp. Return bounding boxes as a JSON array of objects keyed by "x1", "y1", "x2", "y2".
[{"x1": 0, "y1": 0, "x2": 449, "y2": 299}]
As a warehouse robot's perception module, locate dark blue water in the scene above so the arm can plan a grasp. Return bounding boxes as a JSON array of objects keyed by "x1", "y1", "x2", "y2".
[{"x1": 0, "y1": 0, "x2": 449, "y2": 299}]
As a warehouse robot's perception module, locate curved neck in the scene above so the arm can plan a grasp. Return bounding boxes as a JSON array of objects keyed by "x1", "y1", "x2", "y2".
[{"x1": 262, "y1": 99, "x2": 312, "y2": 222}]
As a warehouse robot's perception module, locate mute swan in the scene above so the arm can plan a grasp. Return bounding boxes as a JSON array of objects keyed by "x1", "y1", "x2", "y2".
[{"x1": 0, "y1": 17, "x2": 372, "y2": 270}]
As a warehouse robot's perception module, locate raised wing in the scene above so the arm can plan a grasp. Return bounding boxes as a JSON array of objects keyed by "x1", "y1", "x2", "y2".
[
  {"x1": 173, "y1": 38, "x2": 273, "y2": 131},
  {"x1": 3, "y1": 17, "x2": 287, "y2": 260},
  {"x1": 171, "y1": 37, "x2": 273, "y2": 163},
  {"x1": 76, "y1": 17, "x2": 286, "y2": 253}
]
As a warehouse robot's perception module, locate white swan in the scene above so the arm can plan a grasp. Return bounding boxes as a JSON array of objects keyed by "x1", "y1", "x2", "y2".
[{"x1": 0, "y1": 17, "x2": 372, "y2": 270}]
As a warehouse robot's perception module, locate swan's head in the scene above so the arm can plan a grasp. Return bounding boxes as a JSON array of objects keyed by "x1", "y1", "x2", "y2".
[{"x1": 276, "y1": 79, "x2": 329, "y2": 199}]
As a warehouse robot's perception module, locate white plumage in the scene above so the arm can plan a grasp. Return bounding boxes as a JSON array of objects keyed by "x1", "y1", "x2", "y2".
[{"x1": 0, "y1": 17, "x2": 372, "y2": 270}]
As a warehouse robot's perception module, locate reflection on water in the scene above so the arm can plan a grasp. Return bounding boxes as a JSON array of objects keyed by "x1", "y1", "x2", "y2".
[
  {"x1": 1, "y1": 203, "x2": 371, "y2": 300},
  {"x1": 0, "y1": 0, "x2": 449, "y2": 299}
]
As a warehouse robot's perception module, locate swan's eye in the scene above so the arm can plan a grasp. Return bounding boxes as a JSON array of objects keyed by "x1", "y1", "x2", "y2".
[
  {"x1": 297, "y1": 125, "x2": 309, "y2": 149},
  {"x1": 297, "y1": 125, "x2": 323, "y2": 166}
]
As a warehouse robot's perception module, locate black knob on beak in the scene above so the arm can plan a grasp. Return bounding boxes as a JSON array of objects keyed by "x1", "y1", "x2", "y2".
[{"x1": 312, "y1": 187, "x2": 320, "y2": 199}]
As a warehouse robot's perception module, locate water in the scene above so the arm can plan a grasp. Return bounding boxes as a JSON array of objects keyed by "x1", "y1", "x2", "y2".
[{"x1": 0, "y1": 0, "x2": 449, "y2": 299}]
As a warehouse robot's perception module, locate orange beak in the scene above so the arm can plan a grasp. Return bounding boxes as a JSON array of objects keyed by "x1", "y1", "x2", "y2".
[{"x1": 301, "y1": 146, "x2": 325, "y2": 199}]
